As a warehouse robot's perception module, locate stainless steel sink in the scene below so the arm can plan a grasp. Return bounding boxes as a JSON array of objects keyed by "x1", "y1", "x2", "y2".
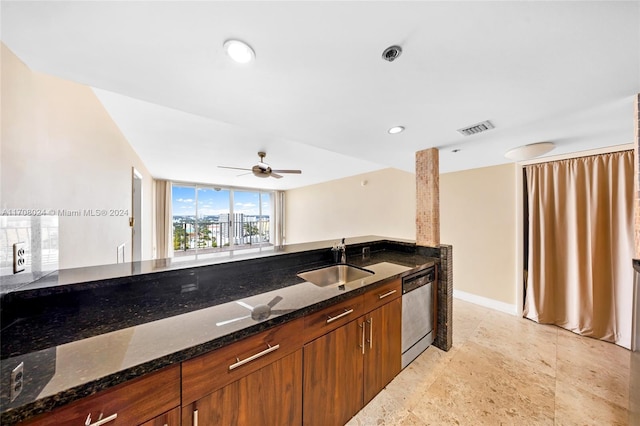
[{"x1": 297, "y1": 264, "x2": 374, "y2": 287}]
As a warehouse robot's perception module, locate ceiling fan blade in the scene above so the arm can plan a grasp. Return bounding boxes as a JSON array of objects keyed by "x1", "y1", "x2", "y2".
[
  {"x1": 236, "y1": 301, "x2": 254, "y2": 311},
  {"x1": 236, "y1": 172, "x2": 253, "y2": 177},
  {"x1": 218, "y1": 166, "x2": 252, "y2": 171},
  {"x1": 270, "y1": 172, "x2": 283, "y2": 179},
  {"x1": 215, "y1": 315, "x2": 251, "y2": 326},
  {"x1": 267, "y1": 295, "x2": 283, "y2": 308},
  {"x1": 271, "y1": 169, "x2": 302, "y2": 174}
]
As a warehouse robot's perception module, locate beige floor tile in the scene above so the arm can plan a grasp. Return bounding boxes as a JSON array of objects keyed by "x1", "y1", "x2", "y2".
[
  {"x1": 556, "y1": 357, "x2": 630, "y2": 410},
  {"x1": 350, "y1": 299, "x2": 632, "y2": 426},
  {"x1": 630, "y1": 351, "x2": 640, "y2": 425},
  {"x1": 346, "y1": 388, "x2": 419, "y2": 426},
  {"x1": 409, "y1": 341, "x2": 556, "y2": 425},
  {"x1": 556, "y1": 329, "x2": 630, "y2": 408},
  {"x1": 452, "y1": 299, "x2": 491, "y2": 346},
  {"x1": 555, "y1": 380, "x2": 629, "y2": 426},
  {"x1": 468, "y1": 313, "x2": 558, "y2": 378},
  {"x1": 384, "y1": 345, "x2": 458, "y2": 408},
  {"x1": 557, "y1": 327, "x2": 631, "y2": 367}
]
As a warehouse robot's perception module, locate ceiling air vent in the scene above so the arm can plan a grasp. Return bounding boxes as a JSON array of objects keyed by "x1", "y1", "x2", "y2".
[{"x1": 457, "y1": 120, "x2": 494, "y2": 136}]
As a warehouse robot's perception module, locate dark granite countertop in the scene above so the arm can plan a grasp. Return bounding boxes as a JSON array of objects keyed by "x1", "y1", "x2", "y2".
[{"x1": 0, "y1": 236, "x2": 438, "y2": 424}]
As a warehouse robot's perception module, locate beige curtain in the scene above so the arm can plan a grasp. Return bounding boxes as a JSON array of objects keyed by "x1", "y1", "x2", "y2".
[
  {"x1": 153, "y1": 179, "x2": 173, "y2": 259},
  {"x1": 523, "y1": 150, "x2": 634, "y2": 348}
]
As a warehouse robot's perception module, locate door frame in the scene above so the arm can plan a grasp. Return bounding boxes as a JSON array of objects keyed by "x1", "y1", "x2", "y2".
[{"x1": 132, "y1": 167, "x2": 143, "y2": 262}]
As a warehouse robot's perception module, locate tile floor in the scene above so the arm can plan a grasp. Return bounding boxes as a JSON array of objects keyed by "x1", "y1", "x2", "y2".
[{"x1": 348, "y1": 298, "x2": 632, "y2": 425}]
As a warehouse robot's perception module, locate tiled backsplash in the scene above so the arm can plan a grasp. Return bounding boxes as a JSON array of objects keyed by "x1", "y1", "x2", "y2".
[
  {"x1": 435, "y1": 244, "x2": 453, "y2": 352},
  {"x1": 0, "y1": 216, "x2": 59, "y2": 292}
]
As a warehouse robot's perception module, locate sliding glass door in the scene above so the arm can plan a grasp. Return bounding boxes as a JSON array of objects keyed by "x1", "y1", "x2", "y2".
[{"x1": 172, "y1": 184, "x2": 274, "y2": 259}]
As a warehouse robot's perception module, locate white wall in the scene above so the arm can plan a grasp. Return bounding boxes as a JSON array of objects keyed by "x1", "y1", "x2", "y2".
[
  {"x1": 440, "y1": 163, "x2": 518, "y2": 310},
  {"x1": 1, "y1": 44, "x2": 154, "y2": 269},
  {"x1": 285, "y1": 168, "x2": 416, "y2": 244},
  {"x1": 286, "y1": 162, "x2": 520, "y2": 313}
]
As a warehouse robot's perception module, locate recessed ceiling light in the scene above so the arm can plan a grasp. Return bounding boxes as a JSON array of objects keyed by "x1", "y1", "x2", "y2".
[
  {"x1": 388, "y1": 126, "x2": 405, "y2": 134},
  {"x1": 223, "y1": 39, "x2": 255, "y2": 64}
]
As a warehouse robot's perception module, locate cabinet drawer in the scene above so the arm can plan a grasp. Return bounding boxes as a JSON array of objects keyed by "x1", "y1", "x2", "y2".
[
  {"x1": 182, "y1": 317, "x2": 304, "y2": 405},
  {"x1": 22, "y1": 365, "x2": 180, "y2": 426},
  {"x1": 303, "y1": 295, "x2": 364, "y2": 343},
  {"x1": 364, "y1": 278, "x2": 401, "y2": 312}
]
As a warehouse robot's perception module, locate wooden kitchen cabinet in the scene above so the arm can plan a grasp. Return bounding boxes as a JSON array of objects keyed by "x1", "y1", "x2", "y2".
[
  {"x1": 140, "y1": 407, "x2": 180, "y2": 426},
  {"x1": 363, "y1": 278, "x2": 401, "y2": 312},
  {"x1": 20, "y1": 365, "x2": 181, "y2": 426},
  {"x1": 182, "y1": 350, "x2": 302, "y2": 426},
  {"x1": 303, "y1": 295, "x2": 364, "y2": 343},
  {"x1": 363, "y1": 297, "x2": 402, "y2": 404},
  {"x1": 181, "y1": 318, "x2": 304, "y2": 426},
  {"x1": 303, "y1": 280, "x2": 402, "y2": 426},
  {"x1": 302, "y1": 318, "x2": 365, "y2": 426}
]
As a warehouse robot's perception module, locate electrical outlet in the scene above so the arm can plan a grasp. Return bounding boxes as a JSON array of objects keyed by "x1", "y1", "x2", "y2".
[
  {"x1": 13, "y1": 242, "x2": 26, "y2": 274},
  {"x1": 10, "y1": 362, "x2": 24, "y2": 402}
]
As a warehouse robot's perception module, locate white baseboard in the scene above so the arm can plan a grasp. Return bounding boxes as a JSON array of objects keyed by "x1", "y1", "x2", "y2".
[{"x1": 453, "y1": 289, "x2": 518, "y2": 316}]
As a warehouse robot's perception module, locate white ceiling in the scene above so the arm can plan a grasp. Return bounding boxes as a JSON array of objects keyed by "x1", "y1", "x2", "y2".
[{"x1": 2, "y1": 1, "x2": 639, "y2": 190}]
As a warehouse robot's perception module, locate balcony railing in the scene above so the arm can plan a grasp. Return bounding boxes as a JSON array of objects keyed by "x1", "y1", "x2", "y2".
[{"x1": 173, "y1": 219, "x2": 271, "y2": 256}]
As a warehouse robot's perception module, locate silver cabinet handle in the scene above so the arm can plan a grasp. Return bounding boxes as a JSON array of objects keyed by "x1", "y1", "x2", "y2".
[
  {"x1": 378, "y1": 289, "x2": 397, "y2": 299},
  {"x1": 326, "y1": 308, "x2": 354, "y2": 324},
  {"x1": 367, "y1": 317, "x2": 373, "y2": 349},
  {"x1": 85, "y1": 413, "x2": 117, "y2": 426},
  {"x1": 228, "y1": 344, "x2": 280, "y2": 371},
  {"x1": 360, "y1": 322, "x2": 365, "y2": 354},
  {"x1": 193, "y1": 409, "x2": 198, "y2": 426}
]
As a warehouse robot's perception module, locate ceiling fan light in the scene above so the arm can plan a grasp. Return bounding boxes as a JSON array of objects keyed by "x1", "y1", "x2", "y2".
[
  {"x1": 223, "y1": 39, "x2": 255, "y2": 64},
  {"x1": 504, "y1": 142, "x2": 555, "y2": 161}
]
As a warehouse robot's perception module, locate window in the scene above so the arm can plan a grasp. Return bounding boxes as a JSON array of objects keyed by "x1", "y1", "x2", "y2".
[{"x1": 172, "y1": 184, "x2": 275, "y2": 259}]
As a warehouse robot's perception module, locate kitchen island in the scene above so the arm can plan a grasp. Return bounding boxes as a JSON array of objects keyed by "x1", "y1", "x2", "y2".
[{"x1": 0, "y1": 237, "x2": 438, "y2": 425}]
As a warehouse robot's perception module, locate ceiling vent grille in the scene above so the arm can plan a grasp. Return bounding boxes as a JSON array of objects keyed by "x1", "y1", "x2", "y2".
[{"x1": 457, "y1": 120, "x2": 494, "y2": 136}]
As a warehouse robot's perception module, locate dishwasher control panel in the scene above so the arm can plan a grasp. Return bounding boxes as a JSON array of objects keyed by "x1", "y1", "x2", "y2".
[{"x1": 402, "y1": 266, "x2": 435, "y2": 294}]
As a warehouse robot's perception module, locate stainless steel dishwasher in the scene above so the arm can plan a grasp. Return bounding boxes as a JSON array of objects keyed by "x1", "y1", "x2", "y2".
[{"x1": 401, "y1": 266, "x2": 436, "y2": 368}]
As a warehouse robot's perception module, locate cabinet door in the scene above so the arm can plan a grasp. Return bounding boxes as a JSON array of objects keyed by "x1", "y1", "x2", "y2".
[
  {"x1": 182, "y1": 350, "x2": 302, "y2": 426},
  {"x1": 363, "y1": 297, "x2": 402, "y2": 404},
  {"x1": 139, "y1": 407, "x2": 180, "y2": 426},
  {"x1": 303, "y1": 319, "x2": 364, "y2": 426},
  {"x1": 21, "y1": 366, "x2": 181, "y2": 426}
]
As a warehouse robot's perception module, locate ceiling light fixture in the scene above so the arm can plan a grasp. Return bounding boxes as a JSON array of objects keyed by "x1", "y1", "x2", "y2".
[
  {"x1": 388, "y1": 126, "x2": 405, "y2": 134},
  {"x1": 504, "y1": 142, "x2": 555, "y2": 161},
  {"x1": 223, "y1": 39, "x2": 255, "y2": 64}
]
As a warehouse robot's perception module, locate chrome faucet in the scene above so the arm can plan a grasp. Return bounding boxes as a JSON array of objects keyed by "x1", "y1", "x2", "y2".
[
  {"x1": 332, "y1": 238, "x2": 347, "y2": 263},
  {"x1": 339, "y1": 238, "x2": 346, "y2": 263}
]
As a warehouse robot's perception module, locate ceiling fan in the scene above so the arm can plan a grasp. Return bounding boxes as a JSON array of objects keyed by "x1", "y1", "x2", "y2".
[
  {"x1": 215, "y1": 296, "x2": 294, "y2": 326},
  {"x1": 218, "y1": 151, "x2": 302, "y2": 179}
]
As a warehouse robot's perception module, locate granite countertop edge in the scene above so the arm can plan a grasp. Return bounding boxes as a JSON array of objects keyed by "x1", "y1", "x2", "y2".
[{"x1": 2, "y1": 241, "x2": 437, "y2": 424}]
